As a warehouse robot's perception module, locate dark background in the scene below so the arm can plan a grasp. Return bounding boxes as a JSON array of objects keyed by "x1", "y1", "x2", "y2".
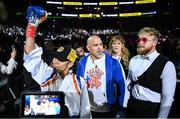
[{"x1": 1, "y1": 0, "x2": 179, "y2": 32}]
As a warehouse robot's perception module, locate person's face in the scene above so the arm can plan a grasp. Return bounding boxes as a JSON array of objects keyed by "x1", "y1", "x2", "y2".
[
  {"x1": 111, "y1": 40, "x2": 123, "y2": 54},
  {"x1": 87, "y1": 37, "x2": 104, "y2": 60},
  {"x1": 76, "y1": 47, "x2": 84, "y2": 57},
  {"x1": 52, "y1": 58, "x2": 70, "y2": 72},
  {"x1": 137, "y1": 33, "x2": 157, "y2": 55}
]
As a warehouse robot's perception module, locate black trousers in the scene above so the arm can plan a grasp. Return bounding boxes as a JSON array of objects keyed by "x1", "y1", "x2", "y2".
[
  {"x1": 91, "y1": 111, "x2": 115, "y2": 118},
  {"x1": 127, "y1": 97, "x2": 160, "y2": 118}
]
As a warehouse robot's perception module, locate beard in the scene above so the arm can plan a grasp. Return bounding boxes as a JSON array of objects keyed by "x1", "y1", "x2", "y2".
[{"x1": 137, "y1": 46, "x2": 152, "y2": 55}]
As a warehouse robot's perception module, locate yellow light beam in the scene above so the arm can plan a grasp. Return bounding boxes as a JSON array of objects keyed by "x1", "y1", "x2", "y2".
[
  {"x1": 99, "y1": 2, "x2": 118, "y2": 6},
  {"x1": 135, "y1": 0, "x2": 156, "y2": 4},
  {"x1": 119, "y1": 12, "x2": 142, "y2": 17},
  {"x1": 63, "y1": 2, "x2": 82, "y2": 6},
  {"x1": 79, "y1": 14, "x2": 100, "y2": 18}
]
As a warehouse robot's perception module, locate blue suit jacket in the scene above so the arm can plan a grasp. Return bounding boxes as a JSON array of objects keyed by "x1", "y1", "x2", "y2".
[{"x1": 77, "y1": 53, "x2": 126, "y2": 108}]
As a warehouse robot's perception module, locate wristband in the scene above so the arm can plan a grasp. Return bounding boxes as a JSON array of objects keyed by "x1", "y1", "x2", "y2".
[{"x1": 26, "y1": 23, "x2": 37, "y2": 38}]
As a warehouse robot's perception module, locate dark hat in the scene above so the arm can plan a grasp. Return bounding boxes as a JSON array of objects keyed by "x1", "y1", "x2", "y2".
[{"x1": 54, "y1": 45, "x2": 77, "y2": 63}]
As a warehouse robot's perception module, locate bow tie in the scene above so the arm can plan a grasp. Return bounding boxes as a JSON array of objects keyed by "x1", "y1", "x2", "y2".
[{"x1": 141, "y1": 55, "x2": 150, "y2": 60}]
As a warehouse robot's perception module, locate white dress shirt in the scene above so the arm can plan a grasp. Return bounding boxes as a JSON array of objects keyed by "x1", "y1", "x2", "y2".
[{"x1": 127, "y1": 50, "x2": 176, "y2": 118}]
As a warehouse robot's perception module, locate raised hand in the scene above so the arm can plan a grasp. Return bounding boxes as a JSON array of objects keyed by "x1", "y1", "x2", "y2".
[
  {"x1": 26, "y1": 6, "x2": 48, "y2": 38},
  {"x1": 27, "y1": 6, "x2": 48, "y2": 26},
  {"x1": 11, "y1": 48, "x2": 17, "y2": 59}
]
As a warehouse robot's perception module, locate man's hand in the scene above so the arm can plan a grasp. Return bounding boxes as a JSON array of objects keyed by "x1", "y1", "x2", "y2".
[{"x1": 11, "y1": 48, "x2": 17, "y2": 59}]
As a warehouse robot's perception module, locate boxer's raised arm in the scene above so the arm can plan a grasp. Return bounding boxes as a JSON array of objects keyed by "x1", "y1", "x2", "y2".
[{"x1": 24, "y1": 6, "x2": 47, "y2": 54}]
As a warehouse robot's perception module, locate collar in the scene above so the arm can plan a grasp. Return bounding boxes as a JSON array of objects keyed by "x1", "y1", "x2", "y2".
[
  {"x1": 112, "y1": 55, "x2": 121, "y2": 61},
  {"x1": 56, "y1": 73, "x2": 64, "y2": 80},
  {"x1": 140, "y1": 50, "x2": 159, "y2": 60},
  {"x1": 56, "y1": 70, "x2": 73, "y2": 80}
]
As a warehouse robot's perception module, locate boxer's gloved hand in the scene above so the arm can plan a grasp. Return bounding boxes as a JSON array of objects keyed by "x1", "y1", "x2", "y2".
[
  {"x1": 26, "y1": 6, "x2": 48, "y2": 38},
  {"x1": 27, "y1": 6, "x2": 48, "y2": 26}
]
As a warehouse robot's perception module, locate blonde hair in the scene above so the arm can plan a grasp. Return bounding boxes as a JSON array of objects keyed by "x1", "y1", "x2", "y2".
[
  {"x1": 138, "y1": 27, "x2": 161, "y2": 41},
  {"x1": 109, "y1": 35, "x2": 130, "y2": 68}
]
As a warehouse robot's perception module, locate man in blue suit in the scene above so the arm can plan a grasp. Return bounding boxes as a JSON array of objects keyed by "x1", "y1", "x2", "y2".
[{"x1": 77, "y1": 35, "x2": 128, "y2": 118}]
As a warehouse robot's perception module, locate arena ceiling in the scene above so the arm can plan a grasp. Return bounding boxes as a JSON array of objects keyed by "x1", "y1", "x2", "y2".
[
  {"x1": 2, "y1": 0, "x2": 179, "y2": 31},
  {"x1": 5, "y1": 0, "x2": 176, "y2": 18}
]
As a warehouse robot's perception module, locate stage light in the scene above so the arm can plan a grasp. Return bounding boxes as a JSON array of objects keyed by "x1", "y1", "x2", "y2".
[
  {"x1": 135, "y1": 0, "x2": 156, "y2": 4},
  {"x1": 63, "y1": 2, "x2": 82, "y2": 6},
  {"x1": 61, "y1": 14, "x2": 78, "y2": 17},
  {"x1": 99, "y1": 2, "x2": 118, "y2": 6},
  {"x1": 142, "y1": 11, "x2": 156, "y2": 15},
  {"x1": 102, "y1": 14, "x2": 118, "y2": 17},
  {"x1": 83, "y1": 3, "x2": 98, "y2": 5},
  {"x1": 46, "y1": 1, "x2": 62, "y2": 4},
  {"x1": 119, "y1": 1, "x2": 134, "y2": 5},
  {"x1": 79, "y1": 14, "x2": 100, "y2": 18},
  {"x1": 119, "y1": 12, "x2": 142, "y2": 17}
]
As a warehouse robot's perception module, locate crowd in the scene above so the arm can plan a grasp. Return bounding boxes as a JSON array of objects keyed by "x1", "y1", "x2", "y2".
[{"x1": 0, "y1": 5, "x2": 180, "y2": 118}]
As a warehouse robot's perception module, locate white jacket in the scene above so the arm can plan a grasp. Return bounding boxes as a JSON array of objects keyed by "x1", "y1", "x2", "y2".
[
  {"x1": 0, "y1": 58, "x2": 17, "y2": 74},
  {"x1": 23, "y1": 45, "x2": 91, "y2": 118}
]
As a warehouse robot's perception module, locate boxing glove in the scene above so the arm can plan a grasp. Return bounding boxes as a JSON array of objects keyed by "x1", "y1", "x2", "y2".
[{"x1": 26, "y1": 6, "x2": 48, "y2": 38}]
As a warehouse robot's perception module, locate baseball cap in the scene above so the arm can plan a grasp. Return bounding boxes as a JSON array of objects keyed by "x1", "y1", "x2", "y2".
[{"x1": 54, "y1": 45, "x2": 77, "y2": 63}]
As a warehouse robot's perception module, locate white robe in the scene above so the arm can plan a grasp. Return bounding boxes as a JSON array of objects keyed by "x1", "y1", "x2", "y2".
[{"x1": 23, "y1": 45, "x2": 91, "y2": 118}]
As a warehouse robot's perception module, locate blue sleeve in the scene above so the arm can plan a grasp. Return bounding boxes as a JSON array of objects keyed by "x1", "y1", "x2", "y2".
[
  {"x1": 77, "y1": 61, "x2": 83, "y2": 77},
  {"x1": 77, "y1": 58, "x2": 86, "y2": 78}
]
